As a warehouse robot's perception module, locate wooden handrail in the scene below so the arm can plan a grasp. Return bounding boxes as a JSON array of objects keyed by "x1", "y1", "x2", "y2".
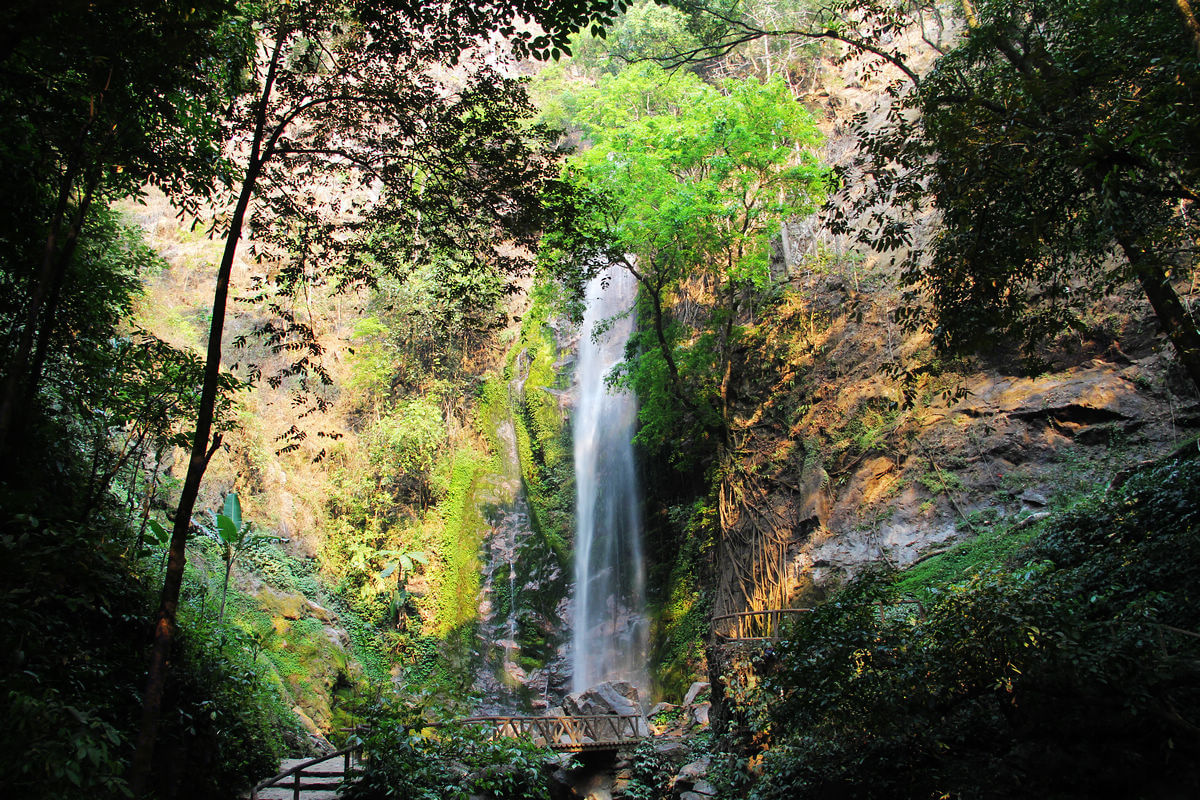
[
  {"x1": 251, "y1": 744, "x2": 363, "y2": 800},
  {"x1": 456, "y1": 714, "x2": 645, "y2": 752}
]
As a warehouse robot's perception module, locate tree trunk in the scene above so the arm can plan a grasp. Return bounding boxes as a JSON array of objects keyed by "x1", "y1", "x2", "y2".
[
  {"x1": 128, "y1": 157, "x2": 261, "y2": 794},
  {"x1": 129, "y1": 30, "x2": 285, "y2": 791},
  {"x1": 1118, "y1": 235, "x2": 1200, "y2": 394},
  {"x1": 1176, "y1": 0, "x2": 1200, "y2": 57}
]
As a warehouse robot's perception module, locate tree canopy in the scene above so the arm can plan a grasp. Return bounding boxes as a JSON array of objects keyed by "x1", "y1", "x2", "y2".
[
  {"x1": 542, "y1": 63, "x2": 829, "y2": 459},
  {"x1": 836, "y1": 0, "x2": 1200, "y2": 386}
]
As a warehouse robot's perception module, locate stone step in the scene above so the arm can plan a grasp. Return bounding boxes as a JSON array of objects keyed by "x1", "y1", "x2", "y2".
[{"x1": 251, "y1": 756, "x2": 357, "y2": 800}]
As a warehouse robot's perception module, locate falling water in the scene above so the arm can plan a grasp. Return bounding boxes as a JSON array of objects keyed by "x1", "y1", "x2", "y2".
[{"x1": 571, "y1": 267, "x2": 648, "y2": 694}]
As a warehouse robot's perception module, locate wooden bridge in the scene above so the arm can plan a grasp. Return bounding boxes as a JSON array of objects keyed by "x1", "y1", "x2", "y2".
[
  {"x1": 457, "y1": 714, "x2": 646, "y2": 752},
  {"x1": 712, "y1": 600, "x2": 927, "y2": 643},
  {"x1": 251, "y1": 746, "x2": 362, "y2": 800}
]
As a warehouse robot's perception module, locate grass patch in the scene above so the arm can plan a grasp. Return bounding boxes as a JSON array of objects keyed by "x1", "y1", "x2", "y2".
[{"x1": 895, "y1": 511, "x2": 1047, "y2": 595}]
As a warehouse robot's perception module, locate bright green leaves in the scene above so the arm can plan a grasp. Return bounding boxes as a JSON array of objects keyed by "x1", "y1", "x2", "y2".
[
  {"x1": 221, "y1": 491, "x2": 243, "y2": 537},
  {"x1": 564, "y1": 62, "x2": 829, "y2": 288},
  {"x1": 542, "y1": 62, "x2": 830, "y2": 461},
  {"x1": 379, "y1": 549, "x2": 429, "y2": 581},
  {"x1": 195, "y1": 492, "x2": 278, "y2": 622}
]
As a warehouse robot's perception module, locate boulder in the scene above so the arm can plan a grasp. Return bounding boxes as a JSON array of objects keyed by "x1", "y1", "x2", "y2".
[
  {"x1": 676, "y1": 757, "x2": 710, "y2": 783},
  {"x1": 682, "y1": 681, "x2": 710, "y2": 706},
  {"x1": 563, "y1": 681, "x2": 650, "y2": 737},
  {"x1": 653, "y1": 739, "x2": 691, "y2": 763}
]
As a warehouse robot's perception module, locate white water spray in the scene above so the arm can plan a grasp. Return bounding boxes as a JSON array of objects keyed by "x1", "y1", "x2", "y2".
[{"x1": 571, "y1": 267, "x2": 648, "y2": 694}]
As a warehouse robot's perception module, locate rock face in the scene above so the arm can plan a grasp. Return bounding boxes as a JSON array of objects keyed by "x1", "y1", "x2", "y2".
[{"x1": 563, "y1": 681, "x2": 651, "y2": 737}]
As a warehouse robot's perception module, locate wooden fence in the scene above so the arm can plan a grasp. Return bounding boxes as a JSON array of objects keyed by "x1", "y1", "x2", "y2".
[{"x1": 456, "y1": 714, "x2": 644, "y2": 752}]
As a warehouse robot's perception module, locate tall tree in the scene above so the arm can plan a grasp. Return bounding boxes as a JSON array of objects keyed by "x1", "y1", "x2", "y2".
[
  {"x1": 0, "y1": 0, "x2": 250, "y2": 467},
  {"x1": 129, "y1": 0, "x2": 636, "y2": 791},
  {"x1": 542, "y1": 63, "x2": 829, "y2": 458},
  {"x1": 836, "y1": 0, "x2": 1200, "y2": 388}
]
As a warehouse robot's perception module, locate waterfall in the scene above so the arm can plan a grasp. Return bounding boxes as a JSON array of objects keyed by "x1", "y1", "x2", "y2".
[{"x1": 571, "y1": 267, "x2": 648, "y2": 694}]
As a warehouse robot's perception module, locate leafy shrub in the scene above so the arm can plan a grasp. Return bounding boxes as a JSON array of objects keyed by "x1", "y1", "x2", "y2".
[
  {"x1": 342, "y1": 720, "x2": 556, "y2": 800},
  {"x1": 736, "y1": 450, "x2": 1200, "y2": 800}
]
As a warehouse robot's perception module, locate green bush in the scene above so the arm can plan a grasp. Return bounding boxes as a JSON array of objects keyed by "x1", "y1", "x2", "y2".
[
  {"x1": 342, "y1": 720, "x2": 557, "y2": 800},
  {"x1": 734, "y1": 450, "x2": 1200, "y2": 800}
]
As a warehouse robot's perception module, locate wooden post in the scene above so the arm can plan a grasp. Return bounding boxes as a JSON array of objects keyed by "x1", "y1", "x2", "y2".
[{"x1": 293, "y1": 770, "x2": 301, "y2": 800}]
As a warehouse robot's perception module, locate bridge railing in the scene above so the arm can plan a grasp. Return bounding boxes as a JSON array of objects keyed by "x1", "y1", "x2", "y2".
[
  {"x1": 250, "y1": 744, "x2": 363, "y2": 800},
  {"x1": 457, "y1": 714, "x2": 643, "y2": 751}
]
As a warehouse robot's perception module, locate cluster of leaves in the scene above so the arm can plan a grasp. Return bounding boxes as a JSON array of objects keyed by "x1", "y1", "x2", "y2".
[
  {"x1": 542, "y1": 61, "x2": 829, "y2": 465},
  {"x1": 724, "y1": 448, "x2": 1200, "y2": 799},
  {"x1": 624, "y1": 737, "x2": 676, "y2": 800},
  {"x1": 341, "y1": 719, "x2": 558, "y2": 800},
  {"x1": 0, "y1": 500, "x2": 293, "y2": 800}
]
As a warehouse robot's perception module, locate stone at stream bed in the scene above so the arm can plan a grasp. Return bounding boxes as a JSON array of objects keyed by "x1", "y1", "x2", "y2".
[
  {"x1": 648, "y1": 701, "x2": 677, "y2": 717},
  {"x1": 652, "y1": 739, "x2": 691, "y2": 763},
  {"x1": 563, "y1": 680, "x2": 651, "y2": 737},
  {"x1": 674, "y1": 756, "x2": 711, "y2": 785},
  {"x1": 682, "y1": 681, "x2": 709, "y2": 706}
]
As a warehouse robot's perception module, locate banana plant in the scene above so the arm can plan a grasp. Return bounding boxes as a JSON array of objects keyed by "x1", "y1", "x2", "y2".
[
  {"x1": 378, "y1": 549, "x2": 428, "y2": 630},
  {"x1": 196, "y1": 492, "x2": 278, "y2": 623}
]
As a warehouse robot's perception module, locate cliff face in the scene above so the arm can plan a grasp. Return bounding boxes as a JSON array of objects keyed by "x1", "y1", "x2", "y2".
[{"x1": 701, "y1": 32, "x2": 1200, "y2": 627}]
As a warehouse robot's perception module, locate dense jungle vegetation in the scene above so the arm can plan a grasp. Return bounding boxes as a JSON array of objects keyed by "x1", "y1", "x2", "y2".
[{"x1": 1, "y1": 0, "x2": 1198, "y2": 798}]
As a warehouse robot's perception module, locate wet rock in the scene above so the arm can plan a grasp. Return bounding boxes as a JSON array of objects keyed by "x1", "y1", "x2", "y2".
[
  {"x1": 682, "y1": 681, "x2": 710, "y2": 706},
  {"x1": 688, "y1": 702, "x2": 710, "y2": 728},
  {"x1": 564, "y1": 681, "x2": 650, "y2": 736},
  {"x1": 691, "y1": 780, "x2": 718, "y2": 796},
  {"x1": 653, "y1": 739, "x2": 691, "y2": 763}
]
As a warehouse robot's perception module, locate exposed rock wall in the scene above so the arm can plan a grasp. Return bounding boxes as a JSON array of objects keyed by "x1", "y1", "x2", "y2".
[{"x1": 707, "y1": 30, "x2": 1200, "y2": 620}]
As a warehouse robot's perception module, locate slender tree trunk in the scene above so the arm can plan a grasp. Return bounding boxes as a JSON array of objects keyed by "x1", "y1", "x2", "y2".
[
  {"x1": 0, "y1": 67, "x2": 112, "y2": 466},
  {"x1": 218, "y1": 556, "x2": 233, "y2": 623},
  {"x1": 960, "y1": 0, "x2": 980, "y2": 29},
  {"x1": 128, "y1": 157, "x2": 260, "y2": 794},
  {"x1": 1176, "y1": 0, "x2": 1200, "y2": 57},
  {"x1": 24, "y1": 203, "x2": 92, "y2": 405},
  {"x1": 1118, "y1": 235, "x2": 1200, "y2": 393},
  {"x1": 129, "y1": 27, "x2": 287, "y2": 790},
  {"x1": 0, "y1": 177, "x2": 80, "y2": 463}
]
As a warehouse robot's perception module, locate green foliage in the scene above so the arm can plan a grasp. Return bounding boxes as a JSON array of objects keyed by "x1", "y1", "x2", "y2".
[
  {"x1": 0, "y1": 504, "x2": 292, "y2": 800},
  {"x1": 840, "y1": 0, "x2": 1200, "y2": 382},
  {"x1": 651, "y1": 500, "x2": 714, "y2": 698},
  {"x1": 623, "y1": 737, "x2": 675, "y2": 800},
  {"x1": 730, "y1": 450, "x2": 1200, "y2": 799},
  {"x1": 542, "y1": 61, "x2": 830, "y2": 462},
  {"x1": 371, "y1": 397, "x2": 449, "y2": 508},
  {"x1": 432, "y1": 448, "x2": 492, "y2": 637},
  {"x1": 342, "y1": 720, "x2": 558, "y2": 800},
  {"x1": 894, "y1": 513, "x2": 1044, "y2": 596}
]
